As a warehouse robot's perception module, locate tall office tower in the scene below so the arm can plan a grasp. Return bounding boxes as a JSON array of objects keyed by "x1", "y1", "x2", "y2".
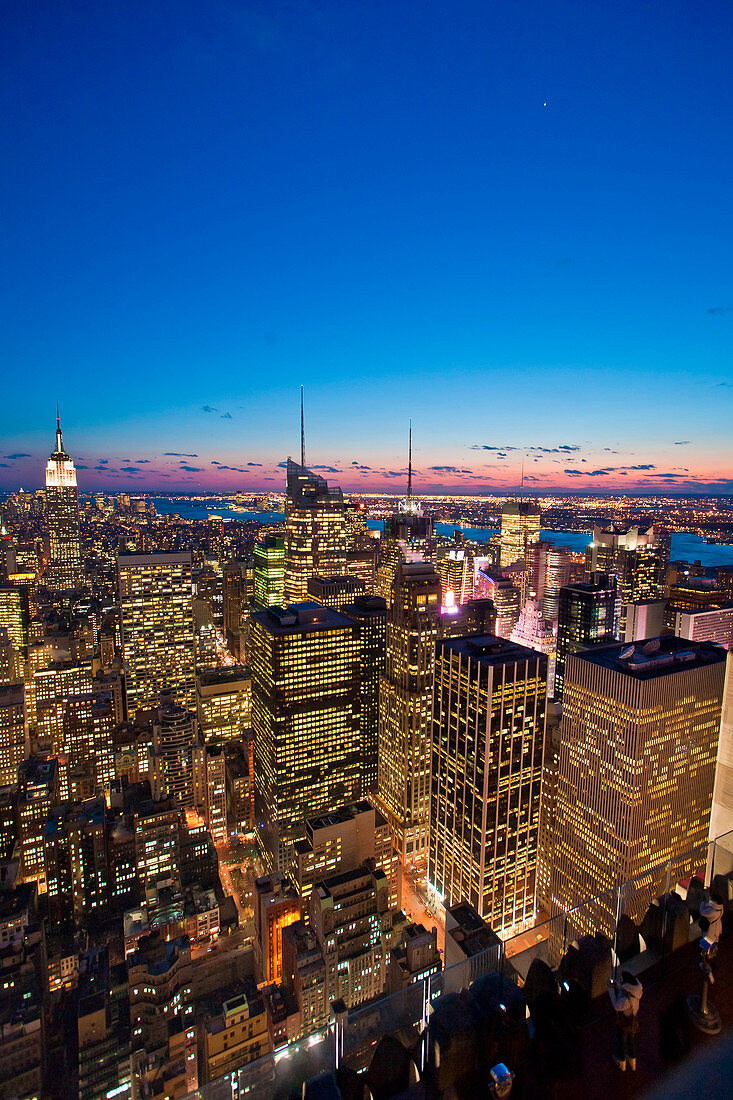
[
  {"x1": 344, "y1": 501, "x2": 369, "y2": 548},
  {"x1": 196, "y1": 665, "x2": 251, "y2": 742},
  {"x1": 292, "y1": 799, "x2": 399, "y2": 911},
  {"x1": 205, "y1": 514, "x2": 224, "y2": 562},
  {"x1": 222, "y1": 558, "x2": 253, "y2": 658},
  {"x1": 253, "y1": 536, "x2": 285, "y2": 609},
  {"x1": 377, "y1": 427, "x2": 435, "y2": 604},
  {"x1": 430, "y1": 636, "x2": 547, "y2": 932},
  {"x1": 307, "y1": 573, "x2": 366, "y2": 609},
  {"x1": 676, "y1": 605, "x2": 733, "y2": 647},
  {"x1": 0, "y1": 684, "x2": 25, "y2": 787},
  {"x1": 118, "y1": 551, "x2": 195, "y2": 718},
  {"x1": 547, "y1": 638, "x2": 726, "y2": 930},
  {"x1": 283, "y1": 460, "x2": 346, "y2": 604},
  {"x1": 554, "y1": 573, "x2": 617, "y2": 701},
  {"x1": 150, "y1": 694, "x2": 201, "y2": 808},
  {"x1": 377, "y1": 561, "x2": 441, "y2": 867},
  {"x1": 436, "y1": 546, "x2": 474, "y2": 605},
  {"x1": 251, "y1": 603, "x2": 361, "y2": 869},
  {"x1": 500, "y1": 500, "x2": 541, "y2": 569},
  {"x1": 585, "y1": 525, "x2": 664, "y2": 634},
  {"x1": 510, "y1": 599, "x2": 557, "y2": 692},
  {"x1": 343, "y1": 594, "x2": 387, "y2": 792},
  {"x1": 18, "y1": 757, "x2": 59, "y2": 892},
  {"x1": 527, "y1": 541, "x2": 571, "y2": 622},
  {"x1": 711, "y1": 652, "x2": 733, "y2": 839},
  {"x1": 474, "y1": 569, "x2": 520, "y2": 638},
  {"x1": 0, "y1": 584, "x2": 30, "y2": 662},
  {"x1": 44, "y1": 412, "x2": 82, "y2": 589},
  {"x1": 624, "y1": 598, "x2": 667, "y2": 642}
]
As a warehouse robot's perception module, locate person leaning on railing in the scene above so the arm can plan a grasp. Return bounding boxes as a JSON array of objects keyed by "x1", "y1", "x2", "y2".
[{"x1": 608, "y1": 972, "x2": 643, "y2": 1072}]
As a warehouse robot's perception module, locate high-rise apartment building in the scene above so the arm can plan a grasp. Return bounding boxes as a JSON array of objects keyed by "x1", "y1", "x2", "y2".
[
  {"x1": 118, "y1": 551, "x2": 195, "y2": 717},
  {"x1": 500, "y1": 500, "x2": 541, "y2": 569},
  {"x1": 342, "y1": 594, "x2": 387, "y2": 792},
  {"x1": 253, "y1": 536, "x2": 285, "y2": 609},
  {"x1": 547, "y1": 637, "x2": 726, "y2": 931},
  {"x1": 430, "y1": 636, "x2": 547, "y2": 933},
  {"x1": 18, "y1": 757, "x2": 59, "y2": 892},
  {"x1": 554, "y1": 573, "x2": 617, "y2": 700},
  {"x1": 675, "y1": 605, "x2": 733, "y2": 647},
  {"x1": 283, "y1": 461, "x2": 346, "y2": 603},
  {"x1": 377, "y1": 561, "x2": 441, "y2": 867},
  {"x1": 44, "y1": 413, "x2": 81, "y2": 589},
  {"x1": 251, "y1": 603, "x2": 361, "y2": 868},
  {"x1": 150, "y1": 695, "x2": 202, "y2": 808},
  {"x1": 474, "y1": 570, "x2": 520, "y2": 639}
]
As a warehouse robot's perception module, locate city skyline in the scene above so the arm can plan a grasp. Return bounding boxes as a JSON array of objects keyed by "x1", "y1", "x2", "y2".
[{"x1": 1, "y1": 2, "x2": 732, "y2": 496}]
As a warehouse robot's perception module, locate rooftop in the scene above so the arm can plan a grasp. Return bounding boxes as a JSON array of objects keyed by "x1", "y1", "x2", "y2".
[
  {"x1": 578, "y1": 636, "x2": 727, "y2": 679},
  {"x1": 437, "y1": 633, "x2": 546, "y2": 668},
  {"x1": 253, "y1": 602, "x2": 358, "y2": 635}
]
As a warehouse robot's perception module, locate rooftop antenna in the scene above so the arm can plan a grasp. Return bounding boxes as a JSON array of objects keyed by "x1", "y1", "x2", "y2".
[
  {"x1": 56, "y1": 403, "x2": 63, "y2": 451},
  {"x1": 520, "y1": 454, "x2": 525, "y2": 503},
  {"x1": 407, "y1": 419, "x2": 412, "y2": 500},
  {"x1": 300, "y1": 385, "x2": 306, "y2": 468}
]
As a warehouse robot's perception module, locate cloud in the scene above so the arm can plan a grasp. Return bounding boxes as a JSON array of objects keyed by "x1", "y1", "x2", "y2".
[
  {"x1": 603, "y1": 448, "x2": 619, "y2": 454},
  {"x1": 135, "y1": 459, "x2": 151, "y2": 463},
  {"x1": 564, "y1": 468, "x2": 610, "y2": 477},
  {"x1": 94, "y1": 465, "x2": 111, "y2": 471},
  {"x1": 428, "y1": 466, "x2": 472, "y2": 474},
  {"x1": 120, "y1": 466, "x2": 142, "y2": 473},
  {"x1": 0, "y1": 463, "x2": 9, "y2": 468},
  {"x1": 4, "y1": 453, "x2": 30, "y2": 459},
  {"x1": 714, "y1": 382, "x2": 732, "y2": 387},
  {"x1": 277, "y1": 462, "x2": 288, "y2": 468},
  {"x1": 529, "y1": 445, "x2": 581, "y2": 454},
  {"x1": 351, "y1": 463, "x2": 372, "y2": 471},
  {"x1": 674, "y1": 441, "x2": 691, "y2": 446},
  {"x1": 470, "y1": 445, "x2": 519, "y2": 451},
  {"x1": 220, "y1": 412, "x2": 232, "y2": 419},
  {"x1": 310, "y1": 465, "x2": 340, "y2": 473},
  {"x1": 247, "y1": 462, "x2": 263, "y2": 467},
  {"x1": 707, "y1": 306, "x2": 733, "y2": 315},
  {"x1": 180, "y1": 465, "x2": 203, "y2": 472},
  {"x1": 98, "y1": 458, "x2": 109, "y2": 464},
  {"x1": 214, "y1": 465, "x2": 246, "y2": 472},
  {"x1": 76, "y1": 464, "x2": 89, "y2": 469},
  {"x1": 164, "y1": 452, "x2": 199, "y2": 457},
  {"x1": 211, "y1": 461, "x2": 223, "y2": 466},
  {"x1": 201, "y1": 405, "x2": 218, "y2": 413}
]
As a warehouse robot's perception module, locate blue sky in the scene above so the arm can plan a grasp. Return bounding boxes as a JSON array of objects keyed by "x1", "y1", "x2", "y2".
[{"x1": 1, "y1": 0, "x2": 731, "y2": 494}]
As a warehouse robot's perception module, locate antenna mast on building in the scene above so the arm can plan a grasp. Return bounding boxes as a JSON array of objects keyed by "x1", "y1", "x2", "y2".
[
  {"x1": 300, "y1": 385, "x2": 306, "y2": 468},
  {"x1": 407, "y1": 419, "x2": 412, "y2": 501}
]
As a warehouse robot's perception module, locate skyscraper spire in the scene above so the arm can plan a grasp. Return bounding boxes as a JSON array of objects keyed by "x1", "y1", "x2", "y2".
[
  {"x1": 520, "y1": 454, "x2": 525, "y2": 503},
  {"x1": 300, "y1": 385, "x2": 306, "y2": 468},
  {"x1": 407, "y1": 419, "x2": 412, "y2": 500},
  {"x1": 56, "y1": 403, "x2": 63, "y2": 453}
]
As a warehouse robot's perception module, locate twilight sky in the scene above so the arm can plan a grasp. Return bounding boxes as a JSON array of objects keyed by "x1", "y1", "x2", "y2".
[{"x1": 1, "y1": 1, "x2": 732, "y2": 496}]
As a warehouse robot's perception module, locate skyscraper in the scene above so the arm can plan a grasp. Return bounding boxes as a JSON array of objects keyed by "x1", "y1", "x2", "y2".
[
  {"x1": 554, "y1": 573, "x2": 617, "y2": 700},
  {"x1": 585, "y1": 525, "x2": 665, "y2": 634},
  {"x1": 251, "y1": 603, "x2": 361, "y2": 869},
  {"x1": 430, "y1": 636, "x2": 547, "y2": 932},
  {"x1": 118, "y1": 551, "x2": 196, "y2": 718},
  {"x1": 44, "y1": 412, "x2": 81, "y2": 589},
  {"x1": 527, "y1": 541, "x2": 572, "y2": 622},
  {"x1": 342, "y1": 594, "x2": 388, "y2": 792},
  {"x1": 253, "y1": 535, "x2": 285, "y2": 609},
  {"x1": 547, "y1": 637, "x2": 726, "y2": 931},
  {"x1": 283, "y1": 461, "x2": 346, "y2": 603},
  {"x1": 500, "y1": 500, "x2": 540, "y2": 569},
  {"x1": 150, "y1": 693, "x2": 202, "y2": 808},
  {"x1": 377, "y1": 560, "x2": 441, "y2": 867},
  {"x1": 377, "y1": 423, "x2": 436, "y2": 605}
]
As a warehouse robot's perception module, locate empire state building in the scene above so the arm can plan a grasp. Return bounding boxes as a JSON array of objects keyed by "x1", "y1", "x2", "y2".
[{"x1": 45, "y1": 411, "x2": 81, "y2": 588}]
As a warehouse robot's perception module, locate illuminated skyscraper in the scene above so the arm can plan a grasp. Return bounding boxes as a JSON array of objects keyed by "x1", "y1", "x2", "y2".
[
  {"x1": 253, "y1": 536, "x2": 285, "y2": 609},
  {"x1": 0, "y1": 584, "x2": 30, "y2": 661},
  {"x1": 510, "y1": 599, "x2": 557, "y2": 692},
  {"x1": 474, "y1": 569, "x2": 520, "y2": 639},
  {"x1": 585, "y1": 525, "x2": 665, "y2": 634},
  {"x1": 547, "y1": 637, "x2": 726, "y2": 931},
  {"x1": 527, "y1": 541, "x2": 572, "y2": 622},
  {"x1": 430, "y1": 636, "x2": 546, "y2": 932},
  {"x1": 500, "y1": 500, "x2": 540, "y2": 569},
  {"x1": 554, "y1": 573, "x2": 617, "y2": 700},
  {"x1": 251, "y1": 603, "x2": 361, "y2": 869},
  {"x1": 150, "y1": 693, "x2": 202, "y2": 808},
  {"x1": 118, "y1": 551, "x2": 196, "y2": 718},
  {"x1": 284, "y1": 461, "x2": 346, "y2": 603},
  {"x1": 342, "y1": 594, "x2": 388, "y2": 792},
  {"x1": 377, "y1": 561, "x2": 441, "y2": 867},
  {"x1": 0, "y1": 684, "x2": 25, "y2": 788},
  {"x1": 44, "y1": 412, "x2": 81, "y2": 589}
]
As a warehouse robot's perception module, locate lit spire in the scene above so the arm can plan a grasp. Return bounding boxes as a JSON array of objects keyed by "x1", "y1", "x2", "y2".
[
  {"x1": 56, "y1": 403, "x2": 63, "y2": 453},
  {"x1": 300, "y1": 385, "x2": 306, "y2": 468}
]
